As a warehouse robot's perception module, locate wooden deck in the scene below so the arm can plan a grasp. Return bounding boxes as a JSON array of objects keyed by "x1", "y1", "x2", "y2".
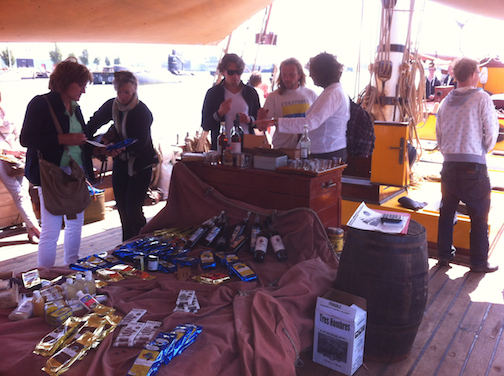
[
  {"x1": 0, "y1": 201, "x2": 166, "y2": 273},
  {"x1": 1, "y1": 199, "x2": 503, "y2": 376}
]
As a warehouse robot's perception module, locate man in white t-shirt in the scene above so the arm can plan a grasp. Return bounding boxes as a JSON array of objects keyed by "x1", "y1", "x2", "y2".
[{"x1": 258, "y1": 58, "x2": 318, "y2": 148}]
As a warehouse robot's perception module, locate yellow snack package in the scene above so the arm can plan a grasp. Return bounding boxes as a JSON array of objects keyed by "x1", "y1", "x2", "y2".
[{"x1": 34, "y1": 316, "x2": 84, "y2": 357}]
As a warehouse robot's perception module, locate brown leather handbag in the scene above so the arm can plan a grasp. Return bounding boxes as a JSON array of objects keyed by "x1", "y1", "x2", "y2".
[{"x1": 38, "y1": 97, "x2": 90, "y2": 219}]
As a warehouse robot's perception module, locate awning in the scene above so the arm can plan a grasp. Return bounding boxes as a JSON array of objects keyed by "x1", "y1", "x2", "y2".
[
  {"x1": 0, "y1": 0, "x2": 274, "y2": 45},
  {"x1": 1, "y1": 0, "x2": 503, "y2": 45},
  {"x1": 431, "y1": 0, "x2": 504, "y2": 21}
]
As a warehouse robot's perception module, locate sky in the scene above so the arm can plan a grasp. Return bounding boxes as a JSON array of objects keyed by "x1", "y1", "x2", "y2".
[{"x1": 2, "y1": 0, "x2": 504, "y2": 71}]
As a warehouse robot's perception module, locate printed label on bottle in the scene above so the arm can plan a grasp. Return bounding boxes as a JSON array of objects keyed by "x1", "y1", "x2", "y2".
[
  {"x1": 300, "y1": 148, "x2": 308, "y2": 159},
  {"x1": 231, "y1": 142, "x2": 241, "y2": 154},
  {"x1": 205, "y1": 226, "x2": 220, "y2": 243},
  {"x1": 189, "y1": 228, "x2": 204, "y2": 243},
  {"x1": 230, "y1": 225, "x2": 243, "y2": 243},
  {"x1": 270, "y1": 235, "x2": 285, "y2": 253},
  {"x1": 255, "y1": 235, "x2": 268, "y2": 253},
  {"x1": 250, "y1": 228, "x2": 260, "y2": 248}
]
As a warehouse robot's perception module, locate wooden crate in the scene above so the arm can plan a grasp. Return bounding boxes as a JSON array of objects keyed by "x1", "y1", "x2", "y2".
[{"x1": 184, "y1": 162, "x2": 345, "y2": 228}]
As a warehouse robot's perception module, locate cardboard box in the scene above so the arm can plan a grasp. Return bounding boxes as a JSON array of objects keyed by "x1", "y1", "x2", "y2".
[
  {"x1": 253, "y1": 155, "x2": 288, "y2": 170},
  {"x1": 313, "y1": 289, "x2": 367, "y2": 376},
  {"x1": 243, "y1": 134, "x2": 271, "y2": 149},
  {"x1": 0, "y1": 271, "x2": 19, "y2": 309},
  {"x1": 278, "y1": 148, "x2": 300, "y2": 160}
]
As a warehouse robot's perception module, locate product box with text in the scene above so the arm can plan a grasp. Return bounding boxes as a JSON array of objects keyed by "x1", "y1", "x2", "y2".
[{"x1": 313, "y1": 289, "x2": 367, "y2": 375}]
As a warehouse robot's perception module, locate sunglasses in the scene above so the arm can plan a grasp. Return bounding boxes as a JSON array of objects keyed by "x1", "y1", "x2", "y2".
[{"x1": 226, "y1": 69, "x2": 243, "y2": 76}]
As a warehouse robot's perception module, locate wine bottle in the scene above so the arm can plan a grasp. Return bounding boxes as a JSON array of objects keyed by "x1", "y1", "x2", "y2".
[
  {"x1": 186, "y1": 215, "x2": 217, "y2": 249},
  {"x1": 236, "y1": 114, "x2": 245, "y2": 150},
  {"x1": 217, "y1": 122, "x2": 228, "y2": 164},
  {"x1": 231, "y1": 115, "x2": 242, "y2": 155},
  {"x1": 253, "y1": 219, "x2": 269, "y2": 263},
  {"x1": 299, "y1": 124, "x2": 311, "y2": 159},
  {"x1": 249, "y1": 214, "x2": 261, "y2": 254},
  {"x1": 230, "y1": 211, "x2": 251, "y2": 244},
  {"x1": 215, "y1": 235, "x2": 228, "y2": 253},
  {"x1": 267, "y1": 217, "x2": 288, "y2": 262},
  {"x1": 204, "y1": 211, "x2": 227, "y2": 247}
]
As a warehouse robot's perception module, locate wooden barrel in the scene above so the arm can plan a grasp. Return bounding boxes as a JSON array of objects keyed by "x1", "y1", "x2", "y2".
[{"x1": 334, "y1": 219, "x2": 428, "y2": 363}]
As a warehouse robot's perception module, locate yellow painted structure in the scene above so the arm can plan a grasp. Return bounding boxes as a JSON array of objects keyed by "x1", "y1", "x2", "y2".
[
  {"x1": 370, "y1": 121, "x2": 410, "y2": 187},
  {"x1": 416, "y1": 114, "x2": 504, "y2": 151}
]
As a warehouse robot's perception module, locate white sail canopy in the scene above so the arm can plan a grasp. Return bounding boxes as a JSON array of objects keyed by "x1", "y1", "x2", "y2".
[{"x1": 0, "y1": 0, "x2": 503, "y2": 45}]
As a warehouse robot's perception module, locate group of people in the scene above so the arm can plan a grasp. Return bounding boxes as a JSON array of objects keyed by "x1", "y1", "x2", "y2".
[
  {"x1": 1, "y1": 52, "x2": 498, "y2": 274},
  {"x1": 425, "y1": 61, "x2": 458, "y2": 100},
  {"x1": 2, "y1": 57, "x2": 157, "y2": 268},
  {"x1": 201, "y1": 53, "x2": 498, "y2": 273},
  {"x1": 201, "y1": 52, "x2": 350, "y2": 162}
]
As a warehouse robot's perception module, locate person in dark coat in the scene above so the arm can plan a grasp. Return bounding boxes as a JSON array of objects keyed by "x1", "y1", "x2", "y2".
[
  {"x1": 201, "y1": 53, "x2": 261, "y2": 150},
  {"x1": 87, "y1": 71, "x2": 158, "y2": 241},
  {"x1": 20, "y1": 57, "x2": 94, "y2": 267}
]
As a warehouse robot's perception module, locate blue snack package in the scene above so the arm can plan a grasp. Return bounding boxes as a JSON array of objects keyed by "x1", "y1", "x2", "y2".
[
  {"x1": 200, "y1": 250, "x2": 216, "y2": 270},
  {"x1": 213, "y1": 252, "x2": 226, "y2": 266},
  {"x1": 127, "y1": 332, "x2": 175, "y2": 376},
  {"x1": 164, "y1": 324, "x2": 202, "y2": 364},
  {"x1": 172, "y1": 256, "x2": 200, "y2": 268},
  {"x1": 158, "y1": 260, "x2": 177, "y2": 273},
  {"x1": 228, "y1": 261, "x2": 257, "y2": 282},
  {"x1": 105, "y1": 138, "x2": 138, "y2": 151}
]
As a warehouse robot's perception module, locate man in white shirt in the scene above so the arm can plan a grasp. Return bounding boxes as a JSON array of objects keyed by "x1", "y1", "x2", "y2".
[
  {"x1": 256, "y1": 53, "x2": 350, "y2": 161},
  {"x1": 258, "y1": 58, "x2": 318, "y2": 149}
]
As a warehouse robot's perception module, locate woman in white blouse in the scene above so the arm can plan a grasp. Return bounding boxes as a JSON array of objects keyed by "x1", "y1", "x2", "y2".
[{"x1": 256, "y1": 53, "x2": 350, "y2": 161}]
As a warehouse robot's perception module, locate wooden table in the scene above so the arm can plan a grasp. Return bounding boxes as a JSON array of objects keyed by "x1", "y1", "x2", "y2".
[{"x1": 184, "y1": 162, "x2": 345, "y2": 228}]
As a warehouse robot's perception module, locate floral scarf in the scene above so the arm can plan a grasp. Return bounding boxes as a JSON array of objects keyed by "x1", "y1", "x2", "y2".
[{"x1": 112, "y1": 92, "x2": 139, "y2": 176}]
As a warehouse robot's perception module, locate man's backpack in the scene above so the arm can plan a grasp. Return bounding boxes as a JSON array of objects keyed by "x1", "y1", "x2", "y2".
[{"x1": 346, "y1": 98, "x2": 375, "y2": 158}]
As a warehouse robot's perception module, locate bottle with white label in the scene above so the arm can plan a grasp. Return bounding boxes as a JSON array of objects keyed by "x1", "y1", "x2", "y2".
[
  {"x1": 253, "y1": 219, "x2": 269, "y2": 263},
  {"x1": 76, "y1": 291, "x2": 100, "y2": 311},
  {"x1": 299, "y1": 125, "x2": 311, "y2": 159},
  {"x1": 267, "y1": 217, "x2": 288, "y2": 262}
]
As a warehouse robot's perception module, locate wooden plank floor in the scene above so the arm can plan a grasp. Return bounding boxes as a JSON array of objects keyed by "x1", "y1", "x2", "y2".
[
  {"x1": 296, "y1": 238, "x2": 504, "y2": 376},
  {"x1": 0, "y1": 201, "x2": 166, "y2": 273},
  {"x1": 1, "y1": 200, "x2": 503, "y2": 376}
]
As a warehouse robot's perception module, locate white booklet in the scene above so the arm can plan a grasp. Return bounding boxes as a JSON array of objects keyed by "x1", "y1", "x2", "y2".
[
  {"x1": 347, "y1": 202, "x2": 410, "y2": 234},
  {"x1": 86, "y1": 140, "x2": 107, "y2": 147}
]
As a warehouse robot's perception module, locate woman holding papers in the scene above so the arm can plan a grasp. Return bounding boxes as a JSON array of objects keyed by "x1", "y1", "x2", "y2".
[{"x1": 87, "y1": 71, "x2": 158, "y2": 241}]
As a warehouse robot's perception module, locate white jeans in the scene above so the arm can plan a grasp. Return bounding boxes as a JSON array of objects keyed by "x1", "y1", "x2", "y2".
[
  {"x1": 37, "y1": 186, "x2": 84, "y2": 268},
  {"x1": 0, "y1": 165, "x2": 39, "y2": 230}
]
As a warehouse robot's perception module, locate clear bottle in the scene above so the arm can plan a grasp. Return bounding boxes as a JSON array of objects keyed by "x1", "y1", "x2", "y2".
[
  {"x1": 249, "y1": 214, "x2": 261, "y2": 254},
  {"x1": 217, "y1": 122, "x2": 228, "y2": 163},
  {"x1": 186, "y1": 215, "x2": 217, "y2": 249},
  {"x1": 84, "y1": 270, "x2": 97, "y2": 296},
  {"x1": 65, "y1": 278, "x2": 77, "y2": 300},
  {"x1": 32, "y1": 290, "x2": 45, "y2": 317},
  {"x1": 299, "y1": 124, "x2": 311, "y2": 159},
  {"x1": 267, "y1": 217, "x2": 288, "y2": 262},
  {"x1": 74, "y1": 274, "x2": 85, "y2": 294},
  {"x1": 253, "y1": 219, "x2": 269, "y2": 263},
  {"x1": 204, "y1": 211, "x2": 227, "y2": 247},
  {"x1": 230, "y1": 211, "x2": 250, "y2": 244}
]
